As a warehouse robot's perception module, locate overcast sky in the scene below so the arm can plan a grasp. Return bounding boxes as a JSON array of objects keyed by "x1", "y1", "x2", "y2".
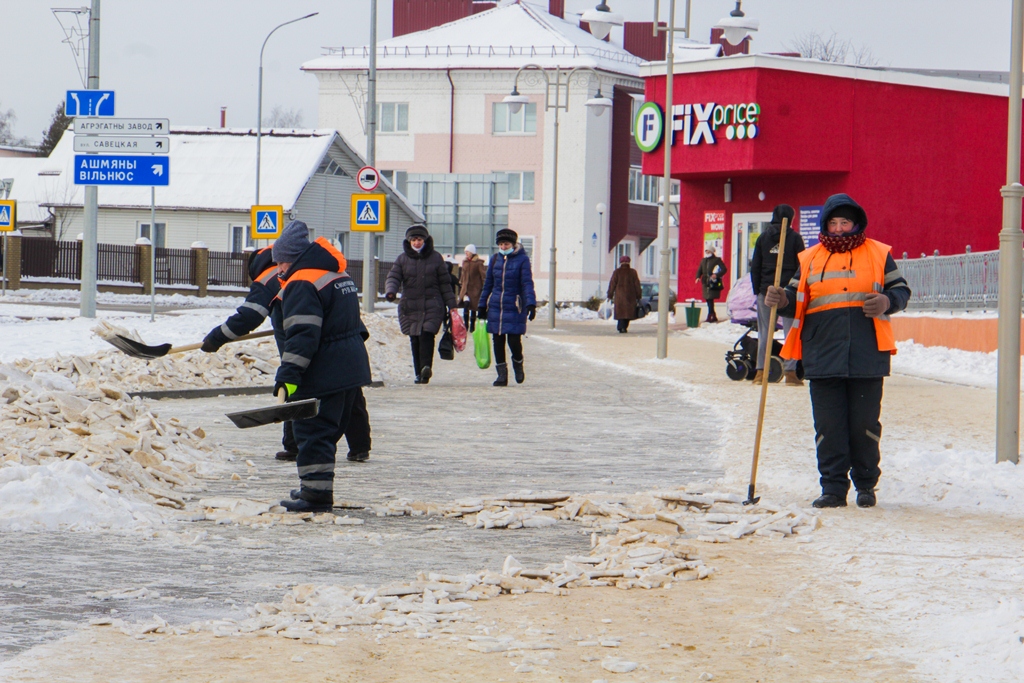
[{"x1": 0, "y1": 0, "x2": 1015, "y2": 143}]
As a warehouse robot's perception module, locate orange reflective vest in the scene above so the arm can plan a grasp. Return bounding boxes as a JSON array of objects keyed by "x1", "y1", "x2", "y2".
[
  {"x1": 277, "y1": 237, "x2": 349, "y2": 296},
  {"x1": 780, "y1": 238, "x2": 896, "y2": 361}
]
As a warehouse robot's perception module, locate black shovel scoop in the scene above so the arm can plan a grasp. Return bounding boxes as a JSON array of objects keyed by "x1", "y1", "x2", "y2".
[{"x1": 226, "y1": 389, "x2": 320, "y2": 429}]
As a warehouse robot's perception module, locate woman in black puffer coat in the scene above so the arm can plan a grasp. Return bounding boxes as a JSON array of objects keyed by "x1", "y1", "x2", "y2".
[{"x1": 385, "y1": 225, "x2": 457, "y2": 384}]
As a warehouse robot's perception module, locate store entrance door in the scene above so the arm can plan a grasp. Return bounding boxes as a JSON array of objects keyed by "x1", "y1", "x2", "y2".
[{"x1": 730, "y1": 212, "x2": 772, "y2": 286}]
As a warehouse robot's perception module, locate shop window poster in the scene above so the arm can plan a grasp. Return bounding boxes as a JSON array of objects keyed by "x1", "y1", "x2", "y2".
[
  {"x1": 799, "y1": 206, "x2": 822, "y2": 247},
  {"x1": 703, "y1": 211, "x2": 725, "y2": 254}
]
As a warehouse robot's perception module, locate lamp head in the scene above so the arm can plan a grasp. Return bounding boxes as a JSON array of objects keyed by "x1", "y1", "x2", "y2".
[
  {"x1": 585, "y1": 89, "x2": 613, "y2": 117},
  {"x1": 714, "y1": 14, "x2": 759, "y2": 46},
  {"x1": 503, "y1": 86, "x2": 530, "y2": 115},
  {"x1": 582, "y1": 2, "x2": 623, "y2": 41}
]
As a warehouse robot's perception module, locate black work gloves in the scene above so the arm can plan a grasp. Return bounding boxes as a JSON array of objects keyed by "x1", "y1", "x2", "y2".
[
  {"x1": 527, "y1": 304, "x2": 536, "y2": 321},
  {"x1": 385, "y1": 292, "x2": 397, "y2": 302},
  {"x1": 478, "y1": 306, "x2": 487, "y2": 319},
  {"x1": 201, "y1": 331, "x2": 223, "y2": 353}
]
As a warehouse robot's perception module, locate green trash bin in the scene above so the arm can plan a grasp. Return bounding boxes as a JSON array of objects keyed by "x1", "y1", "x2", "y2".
[{"x1": 685, "y1": 301, "x2": 701, "y2": 328}]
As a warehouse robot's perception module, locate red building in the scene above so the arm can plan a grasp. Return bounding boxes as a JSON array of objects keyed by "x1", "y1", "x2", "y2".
[{"x1": 638, "y1": 54, "x2": 1019, "y2": 300}]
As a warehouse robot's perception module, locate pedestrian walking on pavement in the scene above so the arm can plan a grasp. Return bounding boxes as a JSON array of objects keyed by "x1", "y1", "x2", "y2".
[
  {"x1": 765, "y1": 194, "x2": 911, "y2": 509},
  {"x1": 478, "y1": 228, "x2": 536, "y2": 386},
  {"x1": 749, "y1": 205, "x2": 806, "y2": 385},
  {"x1": 385, "y1": 225, "x2": 458, "y2": 384},
  {"x1": 607, "y1": 255, "x2": 642, "y2": 333},
  {"x1": 695, "y1": 247, "x2": 727, "y2": 322},
  {"x1": 272, "y1": 221, "x2": 373, "y2": 513},
  {"x1": 459, "y1": 244, "x2": 486, "y2": 332},
  {"x1": 201, "y1": 237, "x2": 372, "y2": 463}
]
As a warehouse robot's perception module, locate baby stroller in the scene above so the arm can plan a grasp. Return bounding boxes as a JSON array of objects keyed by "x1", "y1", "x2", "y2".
[{"x1": 725, "y1": 320, "x2": 803, "y2": 383}]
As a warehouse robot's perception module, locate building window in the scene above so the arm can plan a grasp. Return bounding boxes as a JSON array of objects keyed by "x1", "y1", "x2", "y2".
[
  {"x1": 403, "y1": 173, "x2": 510, "y2": 255},
  {"x1": 378, "y1": 103, "x2": 409, "y2": 133},
  {"x1": 230, "y1": 225, "x2": 253, "y2": 253},
  {"x1": 139, "y1": 222, "x2": 166, "y2": 249},
  {"x1": 629, "y1": 168, "x2": 680, "y2": 205},
  {"x1": 520, "y1": 236, "x2": 535, "y2": 260},
  {"x1": 615, "y1": 241, "x2": 634, "y2": 263},
  {"x1": 317, "y1": 158, "x2": 348, "y2": 176},
  {"x1": 504, "y1": 171, "x2": 535, "y2": 202},
  {"x1": 630, "y1": 94, "x2": 645, "y2": 135},
  {"x1": 334, "y1": 232, "x2": 348, "y2": 255},
  {"x1": 644, "y1": 245, "x2": 657, "y2": 277},
  {"x1": 380, "y1": 169, "x2": 409, "y2": 196},
  {"x1": 493, "y1": 102, "x2": 537, "y2": 134},
  {"x1": 374, "y1": 235, "x2": 385, "y2": 260},
  {"x1": 670, "y1": 247, "x2": 677, "y2": 276}
]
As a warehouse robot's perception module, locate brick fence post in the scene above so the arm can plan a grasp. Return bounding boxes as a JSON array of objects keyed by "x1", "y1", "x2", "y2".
[
  {"x1": 4, "y1": 233, "x2": 22, "y2": 290},
  {"x1": 191, "y1": 241, "x2": 209, "y2": 297},
  {"x1": 136, "y1": 238, "x2": 153, "y2": 295}
]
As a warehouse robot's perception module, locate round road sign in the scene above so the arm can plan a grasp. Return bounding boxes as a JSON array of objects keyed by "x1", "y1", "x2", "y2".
[{"x1": 357, "y1": 166, "x2": 380, "y2": 192}]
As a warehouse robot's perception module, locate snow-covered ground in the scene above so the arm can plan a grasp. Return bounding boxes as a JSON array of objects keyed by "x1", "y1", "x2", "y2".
[{"x1": 0, "y1": 287, "x2": 243, "y2": 309}]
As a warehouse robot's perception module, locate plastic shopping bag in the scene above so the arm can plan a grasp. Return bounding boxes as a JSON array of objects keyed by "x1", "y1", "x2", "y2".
[
  {"x1": 473, "y1": 320, "x2": 491, "y2": 370},
  {"x1": 450, "y1": 309, "x2": 467, "y2": 353},
  {"x1": 597, "y1": 299, "x2": 613, "y2": 320}
]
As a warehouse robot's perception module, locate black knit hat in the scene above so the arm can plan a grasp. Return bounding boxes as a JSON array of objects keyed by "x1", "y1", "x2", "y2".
[
  {"x1": 496, "y1": 228, "x2": 518, "y2": 245},
  {"x1": 827, "y1": 205, "x2": 861, "y2": 224},
  {"x1": 405, "y1": 224, "x2": 429, "y2": 240}
]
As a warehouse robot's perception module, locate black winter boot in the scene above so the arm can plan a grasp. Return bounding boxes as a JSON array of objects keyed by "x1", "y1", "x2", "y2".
[
  {"x1": 347, "y1": 450, "x2": 370, "y2": 462},
  {"x1": 419, "y1": 366, "x2": 432, "y2": 384},
  {"x1": 493, "y1": 363, "x2": 508, "y2": 387},
  {"x1": 812, "y1": 493, "x2": 848, "y2": 508},
  {"x1": 512, "y1": 357, "x2": 525, "y2": 384},
  {"x1": 856, "y1": 490, "x2": 876, "y2": 508},
  {"x1": 275, "y1": 450, "x2": 298, "y2": 461}
]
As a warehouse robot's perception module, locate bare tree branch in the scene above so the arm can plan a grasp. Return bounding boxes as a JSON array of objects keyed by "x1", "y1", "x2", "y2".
[
  {"x1": 786, "y1": 31, "x2": 878, "y2": 66},
  {"x1": 262, "y1": 106, "x2": 304, "y2": 128}
]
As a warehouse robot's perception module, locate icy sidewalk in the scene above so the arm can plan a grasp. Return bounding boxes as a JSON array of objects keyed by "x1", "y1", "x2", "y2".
[{"x1": 533, "y1": 321, "x2": 1024, "y2": 683}]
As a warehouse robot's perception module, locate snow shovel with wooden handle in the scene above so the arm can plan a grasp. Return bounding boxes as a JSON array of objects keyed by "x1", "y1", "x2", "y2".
[
  {"x1": 745, "y1": 216, "x2": 790, "y2": 506},
  {"x1": 101, "y1": 328, "x2": 276, "y2": 360},
  {"x1": 225, "y1": 388, "x2": 320, "y2": 429}
]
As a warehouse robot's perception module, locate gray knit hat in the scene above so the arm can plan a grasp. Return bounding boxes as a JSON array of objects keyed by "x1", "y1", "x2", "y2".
[{"x1": 272, "y1": 220, "x2": 311, "y2": 263}]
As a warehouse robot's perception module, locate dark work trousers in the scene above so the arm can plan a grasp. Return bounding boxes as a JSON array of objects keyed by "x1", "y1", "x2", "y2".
[
  {"x1": 809, "y1": 378, "x2": 884, "y2": 497},
  {"x1": 281, "y1": 388, "x2": 371, "y2": 457},
  {"x1": 705, "y1": 299, "x2": 718, "y2": 322},
  {"x1": 409, "y1": 332, "x2": 437, "y2": 377},
  {"x1": 492, "y1": 333, "x2": 523, "y2": 364},
  {"x1": 616, "y1": 319, "x2": 631, "y2": 333},
  {"x1": 292, "y1": 388, "x2": 360, "y2": 504}
]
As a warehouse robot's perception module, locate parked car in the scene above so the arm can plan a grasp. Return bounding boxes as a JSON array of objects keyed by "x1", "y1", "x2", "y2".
[{"x1": 640, "y1": 283, "x2": 677, "y2": 316}]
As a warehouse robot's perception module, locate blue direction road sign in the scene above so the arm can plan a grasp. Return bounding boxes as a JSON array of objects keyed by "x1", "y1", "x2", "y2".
[
  {"x1": 74, "y1": 155, "x2": 169, "y2": 186},
  {"x1": 66, "y1": 90, "x2": 115, "y2": 117}
]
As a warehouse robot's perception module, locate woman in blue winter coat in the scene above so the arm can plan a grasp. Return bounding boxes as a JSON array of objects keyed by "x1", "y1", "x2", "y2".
[{"x1": 478, "y1": 228, "x2": 537, "y2": 386}]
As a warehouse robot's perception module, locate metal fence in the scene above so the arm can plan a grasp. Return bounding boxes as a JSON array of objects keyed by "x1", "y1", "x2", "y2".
[
  {"x1": 208, "y1": 250, "x2": 249, "y2": 287},
  {"x1": 97, "y1": 243, "x2": 140, "y2": 283},
  {"x1": 21, "y1": 239, "x2": 83, "y2": 280},
  {"x1": 154, "y1": 247, "x2": 194, "y2": 286},
  {"x1": 900, "y1": 249, "x2": 1000, "y2": 311},
  {"x1": 346, "y1": 259, "x2": 394, "y2": 295}
]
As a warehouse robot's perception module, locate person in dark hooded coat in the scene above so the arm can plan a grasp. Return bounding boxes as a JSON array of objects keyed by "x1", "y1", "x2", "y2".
[
  {"x1": 272, "y1": 220, "x2": 372, "y2": 512},
  {"x1": 478, "y1": 228, "x2": 536, "y2": 386},
  {"x1": 765, "y1": 194, "x2": 911, "y2": 510},
  {"x1": 385, "y1": 225, "x2": 458, "y2": 384},
  {"x1": 607, "y1": 255, "x2": 642, "y2": 333},
  {"x1": 749, "y1": 204, "x2": 805, "y2": 385},
  {"x1": 200, "y1": 239, "x2": 373, "y2": 464}
]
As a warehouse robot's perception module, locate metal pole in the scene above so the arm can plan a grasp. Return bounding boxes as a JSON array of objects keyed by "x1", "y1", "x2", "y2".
[
  {"x1": 256, "y1": 60, "x2": 263, "y2": 204},
  {"x1": 683, "y1": 0, "x2": 691, "y2": 39},
  {"x1": 548, "y1": 69, "x2": 561, "y2": 329},
  {"x1": 656, "y1": 0, "x2": 676, "y2": 359},
  {"x1": 996, "y1": 0, "x2": 1024, "y2": 464},
  {"x1": 362, "y1": 0, "x2": 378, "y2": 313},
  {"x1": 80, "y1": 0, "x2": 100, "y2": 318},
  {"x1": 150, "y1": 187, "x2": 156, "y2": 322},
  {"x1": 2, "y1": 234, "x2": 6, "y2": 297}
]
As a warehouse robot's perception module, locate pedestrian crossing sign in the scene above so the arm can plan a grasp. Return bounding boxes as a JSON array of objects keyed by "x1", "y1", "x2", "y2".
[
  {"x1": 250, "y1": 205, "x2": 283, "y2": 240},
  {"x1": 0, "y1": 200, "x2": 15, "y2": 232},
  {"x1": 350, "y1": 193, "x2": 386, "y2": 232}
]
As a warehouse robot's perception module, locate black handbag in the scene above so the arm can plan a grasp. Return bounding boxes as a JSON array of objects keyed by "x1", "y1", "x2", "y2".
[{"x1": 438, "y1": 318, "x2": 455, "y2": 361}]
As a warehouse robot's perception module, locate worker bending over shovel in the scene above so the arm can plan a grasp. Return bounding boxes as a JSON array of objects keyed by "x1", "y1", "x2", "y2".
[
  {"x1": 201, "y1": 235, "x2": 372, "y2": 464},
  {"x1": 271, "y1": 221, "x2": 372, "y2": 513}
]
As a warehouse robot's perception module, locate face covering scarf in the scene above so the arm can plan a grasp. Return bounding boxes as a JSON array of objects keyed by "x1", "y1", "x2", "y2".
[
  {"x1": 818, "y1": 231, "x2": 866, "y2": 254},
  {"x1": 498, "y1": 247, "x2": 513, "y2": 256}
]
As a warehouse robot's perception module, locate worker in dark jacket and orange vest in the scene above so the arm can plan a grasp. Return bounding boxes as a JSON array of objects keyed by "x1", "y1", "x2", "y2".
[
  {"x1": 765, "y1": 194, "x2": 911, "y2": 510},
  {"x1": 271, "y1": 221, "x2": 373, "y2": 513},
  {"x1": 201, "y1": 242, "x2": 372, "y2": 464}
]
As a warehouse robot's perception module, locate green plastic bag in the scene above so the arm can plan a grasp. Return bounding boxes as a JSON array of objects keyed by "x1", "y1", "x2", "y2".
[{"x1": 473, "y1": 320, "x2": 491, "y2": 369}]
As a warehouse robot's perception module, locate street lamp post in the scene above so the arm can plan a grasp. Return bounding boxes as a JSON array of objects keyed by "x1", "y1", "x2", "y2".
[
  {"x1": 996, "y1": 0, "x2": 1024, "y2": 464},
  {"x1": 504, "y1": 65, "x2": 612, "y2": 329},
  {"x1": 256, "y1": 13, "x2": 318, "y2": 207}
]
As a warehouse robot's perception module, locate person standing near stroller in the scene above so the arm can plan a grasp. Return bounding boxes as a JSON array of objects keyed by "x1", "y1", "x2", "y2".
[
  {"x1": 459, "y1": 244, "x2": 486, "y2": 332},
  {"x1": 478, "y1": 228, "x2": 536, "y2": 386},
  {"x1": 385, "y1": 225, "x2": 458, "y2": 385},
  {"x1": 695, "y1": 247, "x2": 727, "y2": 322},
  {"x1": 765, "y1": 193, "x2": 911, "y2": 509},
  {"x1": 607, "y1": 255, "x2": 642, "y2": 333},
  {"x1": 749, "y1": 205, "x2": 805, "y2": 385}
]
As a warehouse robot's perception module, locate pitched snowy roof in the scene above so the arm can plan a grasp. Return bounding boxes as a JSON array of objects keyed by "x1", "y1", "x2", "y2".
[
  {"x1": 5, "y1": 127, "x2": 420, "y2": 222},
  {"x1": 302, "y1": 1, "x2": 643, "y2": 77}
]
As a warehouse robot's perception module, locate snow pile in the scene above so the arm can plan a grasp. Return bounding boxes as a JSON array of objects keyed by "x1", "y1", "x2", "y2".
[
  {"x1": 882, "y1": 446, "x2": 1024, "y2": 513},
  {"x1": 0, "y1": 363, "x2": 226, "y2": 529},
  {"x1": 892, "y1": 340, "x2": 998, "y2": 387},
  {"x1": 0, "y1": 461, "x2": 161, "y2": 531},
  {"x1": 533, "y1": 304, "x2": 599, "y2": 322},
  {"x1": 360, "y1": 312, "x2": 414, "y2": 384},
  {"x1": 917, "y1": 597, "x2": 1024, "y2": 683}
]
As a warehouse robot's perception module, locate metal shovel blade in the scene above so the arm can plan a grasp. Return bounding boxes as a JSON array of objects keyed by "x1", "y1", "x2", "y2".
[
  {"x1": 226, "y1": 398, "x2": 320, "y2": 429},
  {"x1": 103, "y1": 334, "x2": 173, "y2": 359}
]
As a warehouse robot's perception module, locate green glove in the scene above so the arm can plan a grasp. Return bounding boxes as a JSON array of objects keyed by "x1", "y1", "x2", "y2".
[{"x1": 274, "y1": 382, "x2": 298, "y2": 399}]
